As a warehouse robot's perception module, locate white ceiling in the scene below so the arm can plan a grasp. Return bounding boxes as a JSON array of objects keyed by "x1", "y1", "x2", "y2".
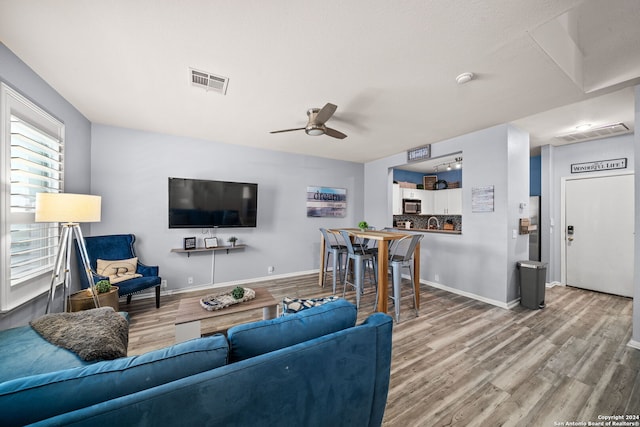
[{"x1": 0, "y1": 0, "x2": 638, "y2": 169}]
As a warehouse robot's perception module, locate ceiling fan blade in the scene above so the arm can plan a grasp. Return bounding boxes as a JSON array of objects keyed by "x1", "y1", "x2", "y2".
[
  {"x1": 270, "y1": 127, "x2": 305, "y2": 134},
  {"x1": 314, "y1": 103, "x2": 337, "y2": 125},
  {"x1": 325, "y1": 127, "x2": 347, "y2": 139}
]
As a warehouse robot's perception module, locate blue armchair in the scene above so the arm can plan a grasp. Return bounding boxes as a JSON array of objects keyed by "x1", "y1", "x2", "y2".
[{"x1": 75, "y1": 234, "x2": 161, "y2": 308}]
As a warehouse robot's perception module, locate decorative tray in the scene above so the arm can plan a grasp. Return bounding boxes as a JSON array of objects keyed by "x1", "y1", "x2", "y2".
[{"x1": 200, "y1": 287, "x2": 256, "y2": 311}]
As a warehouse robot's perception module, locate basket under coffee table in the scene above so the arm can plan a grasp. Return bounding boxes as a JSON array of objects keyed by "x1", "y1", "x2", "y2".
[{"x1": 175, "y1": 287, "x2": 278, "y2": 343}]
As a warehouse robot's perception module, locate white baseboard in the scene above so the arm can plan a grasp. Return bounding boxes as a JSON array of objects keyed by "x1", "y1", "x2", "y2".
[
  {"x1": 422, "y1": 280, "x2": 515, "y2": 310},
  {"x1": 627, "y1": 339, "x2": 640, "y2": 350}
]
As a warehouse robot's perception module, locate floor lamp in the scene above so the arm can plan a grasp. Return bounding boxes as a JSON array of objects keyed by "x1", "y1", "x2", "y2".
[{"x1": 35, "y1": 193, "x2": 102, "y2": 313}]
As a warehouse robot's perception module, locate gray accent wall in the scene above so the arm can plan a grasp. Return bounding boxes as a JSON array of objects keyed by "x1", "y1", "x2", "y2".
[
  {"x1": 0, "y1": 43, "x2": 92, "y2": 328},
  {"x1": 90, "y1": 124, "x2": 364, "y2": 292},
  {"x1": 365, "y1": 124, "x2": 530, "y2": 306}
]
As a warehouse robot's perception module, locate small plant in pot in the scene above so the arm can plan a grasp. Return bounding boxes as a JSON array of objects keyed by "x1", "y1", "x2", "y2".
[
  {"x1": 80, "y1": 279, "x2": 119, "y2": 312},
  {"x1": 228, "y1": 236, "x2": 238, "y2": 247},
  {"x1": 358, "y1": 221, "x2": 369, "y2": 232}
]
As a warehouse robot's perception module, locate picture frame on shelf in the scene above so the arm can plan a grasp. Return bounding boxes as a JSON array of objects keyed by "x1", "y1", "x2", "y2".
[
  {"x1": 183, "y1": 236, "x2": 196, "y2": 250},
  {"x1": 204, "y1": 237, "x2": 218, "y2": 248}
]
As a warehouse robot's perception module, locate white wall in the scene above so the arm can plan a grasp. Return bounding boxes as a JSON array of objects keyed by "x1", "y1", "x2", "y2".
[
  {"x1": 90, "y1": 125, "x2": 364, "y2": 292},
  {"x1": 541, "y1": 132, "x2": 635, "y2": 283},
  {"x1": 0, "y1": 43, "x2": 92, "y2": 328},
  {"x1": 506, "y1": 125, "x2": 532, "y2": 301},
  {"x1": 364, "y1": 124, "x2": 530, "y2": 306}
]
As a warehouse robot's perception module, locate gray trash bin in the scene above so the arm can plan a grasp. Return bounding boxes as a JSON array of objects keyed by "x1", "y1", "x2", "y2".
[{"x1": 517, "y1": 261, "x2": 547, "y2": 309}]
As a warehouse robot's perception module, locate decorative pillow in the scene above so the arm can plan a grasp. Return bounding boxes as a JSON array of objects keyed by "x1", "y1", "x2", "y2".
[
  {"x1": 96, "y1": 257, "x2": 142, "y2": 284},
  {"x1": 30, "y1": 307, "x2": 128, "y2": 361},
  {"x1": 282, "y1": 295, "x2": 341, "y2": 315}
]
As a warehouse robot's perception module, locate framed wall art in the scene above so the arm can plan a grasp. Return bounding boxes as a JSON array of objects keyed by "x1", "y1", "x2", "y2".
[
  {"x1": 306, "y1": 186, "x2": 346, "y2": 217},
  {"x1": 183, "y1": 236, "x2": 196, "y2": 250},
  {"x1": 204, "y1": 237, "x2": 218, "y2": 248}
]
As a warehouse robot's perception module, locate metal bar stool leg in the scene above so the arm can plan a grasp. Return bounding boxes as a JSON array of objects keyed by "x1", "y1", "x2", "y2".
[
  {"x1": 409, "y1": 265, "x2": 418, "y2": 317},
  {"x1": 392, "y1": 263, "x2": 403, "y2": 322}
]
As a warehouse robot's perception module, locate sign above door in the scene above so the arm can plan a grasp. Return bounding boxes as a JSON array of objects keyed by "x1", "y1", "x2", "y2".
[{"x1": 570, "y1": 158, "x2": 627, "y2": 174}]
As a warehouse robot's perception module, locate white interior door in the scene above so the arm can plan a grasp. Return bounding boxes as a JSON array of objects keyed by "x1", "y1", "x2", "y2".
[{"x1": 565, "y1": 174, "x2": 634, "y2": 297}]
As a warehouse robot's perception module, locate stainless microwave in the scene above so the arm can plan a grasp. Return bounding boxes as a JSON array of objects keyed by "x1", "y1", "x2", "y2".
[{"x1": 403, "y1": 199, "x2": 421, "y2": 214}]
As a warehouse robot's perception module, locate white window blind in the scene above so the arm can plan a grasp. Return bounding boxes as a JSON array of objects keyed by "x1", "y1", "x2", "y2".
[
  {"x1": 10, "y1": 115, "x2": 63, "y2": 285},
  {"x1": 1, "y1": 82, "x2": 65, "y2": 311}
]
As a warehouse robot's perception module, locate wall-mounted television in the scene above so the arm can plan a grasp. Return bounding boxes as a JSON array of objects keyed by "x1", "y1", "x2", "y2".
[{"x1": 168, "y1": 177, "x2": 258, "y2": 228}]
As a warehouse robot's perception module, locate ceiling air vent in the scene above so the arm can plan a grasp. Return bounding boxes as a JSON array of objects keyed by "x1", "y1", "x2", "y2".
[
  {"x1": 556, "y1": 123, "x2": 630, "y2": 144},
  {"x1": 190, "y1": 68, "x2": 229, "y2": 95}
]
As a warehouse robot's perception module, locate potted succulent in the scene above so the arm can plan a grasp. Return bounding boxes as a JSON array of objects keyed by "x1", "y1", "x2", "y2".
[
  {"x1": 358, "y1": 221, "x2": 369, "y2": 232},
  {"x1": 92, "y1": 280, "x2": 120, "y2": 311},
  {"x1": 68, "y1": 280, "x2": 119, "y2": 312},
  {"x1": 228, "y1": 236, "x2": 238, "y2": 247},
  {"x1": 95, "y1": 279, "x2": 112, "y2": 294}
]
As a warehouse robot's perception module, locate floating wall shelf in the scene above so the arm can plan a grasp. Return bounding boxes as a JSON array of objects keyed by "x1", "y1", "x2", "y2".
[{"x1": 171, "y1": 244, "x2": 246, "y2": 257}]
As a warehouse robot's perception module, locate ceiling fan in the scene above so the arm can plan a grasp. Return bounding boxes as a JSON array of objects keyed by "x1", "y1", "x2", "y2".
[{"x1": 270, "y1": 103, "x2": 347, "y2": 139}]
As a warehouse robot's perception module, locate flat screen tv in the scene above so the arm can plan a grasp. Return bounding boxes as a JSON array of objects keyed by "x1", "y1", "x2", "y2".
[{"x1": 168, "y1": 177, "x2": 258, "y2": 228}]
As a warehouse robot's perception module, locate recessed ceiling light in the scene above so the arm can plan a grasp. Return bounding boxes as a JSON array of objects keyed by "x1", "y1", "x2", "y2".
[
  {"x1": 575, "y1": 124, "x2": 592, "y2": 131},
  {"x1": 455, "y1": 72, "x2": 474, "y2": 85}
]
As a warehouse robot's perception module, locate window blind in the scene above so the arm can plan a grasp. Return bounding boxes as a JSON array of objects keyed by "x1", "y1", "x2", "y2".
[{"x1": 9, "y1": 115, "x2": 64, "y2": 286}]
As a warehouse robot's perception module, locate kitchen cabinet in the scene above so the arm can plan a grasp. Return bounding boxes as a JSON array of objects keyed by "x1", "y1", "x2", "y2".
[
  {"x1": 433, "y1": 189, "x2": 462, "y2": 215},
  {"x1": 448, "y1": 188, "x2": 462, "y2": 214},
  {"x1": 401, "y1": 188, "x2": 433, "y2": 215},
  {"x1": 392, "y1": 184, "x2": 403, "y2": 215},
  {"x1": 420, "y1": 190, "x2": 434, "y2": 215},
  {"x1": 402, "y1": 188, "x2": 420, "y2": 199}
]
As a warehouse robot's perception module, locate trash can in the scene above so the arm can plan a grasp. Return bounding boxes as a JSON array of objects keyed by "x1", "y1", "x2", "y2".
[{"x1": 517, "y1": 261, "x2": 547, "y2": 309}]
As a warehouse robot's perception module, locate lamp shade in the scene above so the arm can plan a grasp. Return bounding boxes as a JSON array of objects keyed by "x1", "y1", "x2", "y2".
[{"x1": 35, "y1": 193, "x2": 101, "y2": 223}]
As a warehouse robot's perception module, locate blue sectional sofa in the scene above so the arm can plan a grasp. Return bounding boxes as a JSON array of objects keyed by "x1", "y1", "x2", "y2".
[{"x1": 0, "y1": 299, "x2": 393, "y2": 426}]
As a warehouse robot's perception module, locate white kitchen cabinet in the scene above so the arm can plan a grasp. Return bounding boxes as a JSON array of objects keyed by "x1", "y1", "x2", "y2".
[
  {"x1": 420, "y1": 190, "x2": 434, "y2": 215},
  {"x1": 392, "y1": 184, "x2": 402, "y2": 215},
  {"x1": 433, "y1": 190, "x2": 447, "y2": 214},
  {"x1": 402, "y1": 188, "x2": 420, "y2": 200},
  {"x1": 433, "y1": 189, "x2": 462, "y2": 215},
  {"x1": 401, "y1": 188, "x2": 433, "y2": 215},
  {"x1": 447, "y1": 188, "x2": 462, "y2": 215}
]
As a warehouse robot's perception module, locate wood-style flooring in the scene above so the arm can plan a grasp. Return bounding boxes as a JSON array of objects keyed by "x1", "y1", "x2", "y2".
[{"x1": 125, "y1": 273, "x2": 640, "y2": 426}]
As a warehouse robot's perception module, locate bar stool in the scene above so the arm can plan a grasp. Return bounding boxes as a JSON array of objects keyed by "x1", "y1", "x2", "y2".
[
  {"x1": 384, "y1": 233, "x2": 423, "y2": 322},
  {"x1": 339, "y1": 230, "x2": 377, "y2": 309},
  {"x1": 319, "y1": 228, "x2": 347, "y2": 294}
]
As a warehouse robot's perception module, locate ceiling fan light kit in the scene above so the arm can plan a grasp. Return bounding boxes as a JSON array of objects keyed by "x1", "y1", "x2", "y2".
[
  {"x1": 271, "y1": 103, "x2": 347, "y2": 139},
  {"x1": 306, "y1": 126, "x2": 325, "y2": 136}
]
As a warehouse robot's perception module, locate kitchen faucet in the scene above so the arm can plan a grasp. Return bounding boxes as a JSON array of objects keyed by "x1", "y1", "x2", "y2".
[{"x1": 427, "y1": 216, "x2": 440, "y2": 230}]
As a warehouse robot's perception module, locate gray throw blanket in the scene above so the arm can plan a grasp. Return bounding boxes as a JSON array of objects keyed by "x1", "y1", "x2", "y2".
[{"x1": 30, "y1": 307, "x2": 129, "y2": 361}]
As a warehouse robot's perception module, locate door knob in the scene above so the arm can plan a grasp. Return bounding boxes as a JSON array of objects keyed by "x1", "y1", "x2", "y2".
[{"x1": 568, "y1": 236, "x2": 574, "y2": 242}]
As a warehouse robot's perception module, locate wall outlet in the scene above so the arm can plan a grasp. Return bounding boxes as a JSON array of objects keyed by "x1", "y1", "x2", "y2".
[
  {"x1": 268, "y1": 266, "x2": 275, "y2": 274},
  {"x1": 187, "y1": 276, "x2": 194, "y2": 285},
  {"x1": 434, "y1": 273, "x2": 440, "y2": 282},
  {"x1": 161, "y1": 279, "x2": 168, "y2": 289}
]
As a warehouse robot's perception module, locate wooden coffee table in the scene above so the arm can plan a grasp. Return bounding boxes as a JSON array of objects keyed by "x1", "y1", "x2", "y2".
[{"x1": 174, "y1": 287, "x2": 278, "y2": 343}]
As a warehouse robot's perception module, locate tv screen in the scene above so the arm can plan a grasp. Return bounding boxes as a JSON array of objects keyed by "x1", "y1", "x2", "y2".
[{"x1": 168, "y1": 177, "x2": 258, "y2": 228}]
